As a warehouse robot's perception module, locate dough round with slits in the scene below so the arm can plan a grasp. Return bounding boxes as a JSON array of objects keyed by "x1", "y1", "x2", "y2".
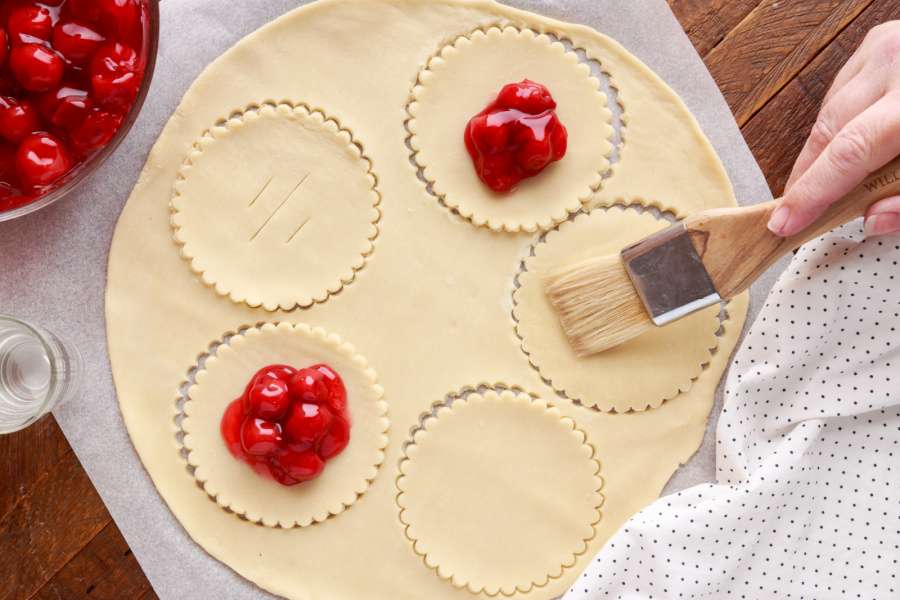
[
  {"x1": 171, "y1": 103, "x2": 381, "y2": 311},
  {"x1": 408, "y1": 26, "x2": 613, "y2": 232},
  {"x1": 513, "y1": 207, "x2": 721, "y2": 412},
  {"x1": 180, "y1": 322, "x2": 389, "y2": 528},
  {"x1": 396, "y1": 389, "x2": 603, "y2": 596}
]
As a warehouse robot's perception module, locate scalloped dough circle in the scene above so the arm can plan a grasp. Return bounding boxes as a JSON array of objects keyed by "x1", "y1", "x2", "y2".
[
  {"x1": 180, "y1": 322, "x2": 389, "y2": 528},
  {"x1": 513, "y1": 207, "x2": 721, "y2": 412},
  {"x1": 396, "y1": 390, "x2": 603, "y2": 596},
  {"x1": 171, "y1": 103, "x2": 381, "y2": 311},
  {"x1": 408, "y1": 26, "x2": 613, "y2": 232}
]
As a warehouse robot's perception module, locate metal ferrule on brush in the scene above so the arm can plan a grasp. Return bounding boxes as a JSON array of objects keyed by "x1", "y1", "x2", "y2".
[{"x1": 621, "y1": 223, "x2": 722, "y2": 326}]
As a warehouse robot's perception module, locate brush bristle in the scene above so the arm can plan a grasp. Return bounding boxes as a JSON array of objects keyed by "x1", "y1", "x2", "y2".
[{"x1": 544, "y1": 254, "x2": 654, "y2": 356}]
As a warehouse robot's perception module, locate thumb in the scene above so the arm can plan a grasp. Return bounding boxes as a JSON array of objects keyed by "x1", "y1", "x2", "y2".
[{"x1": 864, "y1": 196, "x2": 900, "y2": 237}]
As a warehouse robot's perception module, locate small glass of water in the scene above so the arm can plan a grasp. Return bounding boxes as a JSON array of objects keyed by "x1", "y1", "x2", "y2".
[{"x1": 0, "y1": 315, "x2": 82, "y2": 434}]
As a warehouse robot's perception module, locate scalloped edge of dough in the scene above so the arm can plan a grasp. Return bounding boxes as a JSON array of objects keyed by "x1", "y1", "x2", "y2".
[
  {"x1": 177, "y1": 322, "x2": 390, "y2": 529},
  {"x1": 406, "y1": 25, "x2": 614, "y2": 233},
  {"x1": 585, "y1": 44, "x2": 628, "y2": 188},
  {"x1": 170, "y1": 101, "x2": 382, "y2": 312},
  {"x1": 395, "y1": 387, "x2": 604, "y2": 596},
  {"x1": 512, "y1": 200, "x2": 723, "y2": 413}
]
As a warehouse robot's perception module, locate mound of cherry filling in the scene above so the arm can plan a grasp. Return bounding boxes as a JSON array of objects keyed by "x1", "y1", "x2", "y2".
[
  {"x1": 465, "y1": 79, "x2": 567, "y2": 192},
  {"x1": 221, "y1": 364, "x2": 352, "y2": 486},
  {"x1": 0, "y1": 0, "x2": 150, "y2": 212}
]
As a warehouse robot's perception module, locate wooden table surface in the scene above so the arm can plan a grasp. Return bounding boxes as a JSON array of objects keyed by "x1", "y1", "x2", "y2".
[{"x1": 2, "y1": 1, "x2": 896, "y2": 598}]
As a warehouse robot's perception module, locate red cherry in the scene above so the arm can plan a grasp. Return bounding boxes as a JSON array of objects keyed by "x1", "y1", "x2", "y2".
[
  {"x1": 98, "y1": 0, "x2": 142, "y2": 48},
  {"x1": 10, "y1": 44, "x2": 64, "y2": 93},
  {"x1": 516, "y1": 137, "x2": 553, "y2": 174},
  {"x1": 467, "y1": 114, "x2": 510, "y2": 155},
  {"x1": 91, "y1": 68, "x2": 140, "y2": 108},
  {"x1": 52, "y1": 94, "x2": 92, "y2": 131},
  {"x1": 7, "y1": 4, "x2": 53, "y2": 44},
  {"x1": 68, "y1": 0, "x2": 102, "y2": 22},
  {"x1": 496, "y1": 80, "x2": 556, "y2": 113},
  {"x1": 15, "y1": 133, "x2": 71, "y2": 188},
  {"x1": 36, "y1": 87, "x2": 92, "y2": 129},
  {"x1": 480, "y1": 152, "x2": 518, "y2": 193},
  {"x1": 0, "y1": 97, "x2": 40, "y2": 143},
  {"x1": 284, "y1": 402, "x2": 333, "y2": 448},
  {"x1": 319, "y1": 416, "x2": 351, "y2": 460},
  {"x1": 240, "y1": 418, "x2": 283, "y2": 457},
  {"x1": 311, "y1": 363, "x2": 347, "y2": 412},
  {"x1": 253, "y1": 364, "x2": 297, "y2": 385},
  {"x1": 89, "y1": 41, "x2": 140, "y2": 111},
  {"x1": 264, "y1": 459, "x2": 298, "y2": 486},
  {"x1": 0, "y1": 28, "x2": 8, "y2": 67},
  {"x1": 289, "y1": 368, "x2": 330, "y2": 404},
  {"x1": 53, "y1": 20, "x2": 105, "y2": 66},
  {"x1": 246, "y1": 378, "x2": 291, "y2": 421},
  {"x1": 274, "y1": 450, "x2": 324, "y2": 483},
  {"x1": 0, "y1": 74, "x2": 19, "y2": 97},
  {"x1": 0, "y1": 143, "x2": 18, "y2": 179},
  {"x1": 244, "y1": 364, "x2": 297, "y2": 397},
  {"x1": 69, "y1": 109, "x2": 121, "y2": 154},
  {"x1": 220, "y1": 399, "x2": 246, "y2": 459},
  {"x1": 549, "y1": 119, "x2": 567, "y2": 161}
]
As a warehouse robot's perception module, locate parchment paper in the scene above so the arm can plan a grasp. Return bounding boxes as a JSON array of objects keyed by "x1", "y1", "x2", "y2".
[{"x1": 0, "y1": 1, "x2": 777, "y2": 597}]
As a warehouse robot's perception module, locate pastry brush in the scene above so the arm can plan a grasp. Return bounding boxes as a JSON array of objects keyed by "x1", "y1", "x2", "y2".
[{"x1": 545, "y1": 155, "x2": 900, "y2": 357}]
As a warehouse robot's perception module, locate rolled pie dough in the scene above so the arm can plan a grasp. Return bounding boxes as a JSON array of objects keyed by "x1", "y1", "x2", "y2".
[
  {"x1": 105, "y1": 1, "x2": 750, "y2": 598},
  {"x1": 181, "y1": 322, "x2": 389, "y2": 529},
  {"x1": 397, "y1": 389, "x2": 603, "y2": 596}
]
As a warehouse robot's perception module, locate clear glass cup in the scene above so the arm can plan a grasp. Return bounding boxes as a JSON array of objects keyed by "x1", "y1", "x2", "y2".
[{"x1": 0, "y1": 315, "x2": 82, "y2": 434}]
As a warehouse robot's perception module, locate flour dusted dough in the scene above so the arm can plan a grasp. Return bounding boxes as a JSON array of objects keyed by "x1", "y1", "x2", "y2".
[
  {"x1": 181, "y1": 322, "x2": 388, "y2": 528},
  {"x1": 408, "y1": 26, "x2": 613, "y2": 232},
  {"x1": 106, "y1": 1, "x2": 749, "y2": 598},
  {"x1": 514, "y1": 207, "x2": 721, "y2": 413},
  {"x1": 397, "y1": 390, "x2": 602, "y2": 596},
  {"x1": 171, "y1": 103, "x2": 380, "y2": 311}
]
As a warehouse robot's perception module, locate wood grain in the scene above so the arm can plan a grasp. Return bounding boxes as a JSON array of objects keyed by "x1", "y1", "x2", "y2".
[
  {"x1": 2, "y1": 3, "x2": 896, "y2": 599},
  {"x1": 0, "y1": 450, "x2": 110, "y2": 600},
  {"x1": 741, "y1": 0, "x2": 900, "y2": 194},
  {"x1": 706, "y1": 0, "x2": 873, "y2": 125},
  {"x1": 669, "y1": 0, "x2": 761, "y2": 56},
  {"x1": 30, "y1": 523, "x2": 151, "y2": 600},
  {"x1": 0, "y1": 416, "x2": 71, "y2": 524}
]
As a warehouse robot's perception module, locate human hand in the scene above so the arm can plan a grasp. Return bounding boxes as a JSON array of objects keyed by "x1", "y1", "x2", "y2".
[{"x1": 768, "y1": 21, "x2": 900, "y2": 238}]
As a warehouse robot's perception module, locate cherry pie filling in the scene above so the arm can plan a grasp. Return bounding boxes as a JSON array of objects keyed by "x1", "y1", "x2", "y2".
[
  {"x1": 0, "y1": 0, "x2": 151, "y2": 212},
  {"x1": 464, "y1": 79, "x2": 568, "y2": 193},
  {"x1": 220, "y1": 363, "x2": 352, "y2": 486}
]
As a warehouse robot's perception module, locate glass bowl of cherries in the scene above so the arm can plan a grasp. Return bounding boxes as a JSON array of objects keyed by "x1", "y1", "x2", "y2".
[{"x1": 0, "y1": 0, "x2": 158, "y2": 222}]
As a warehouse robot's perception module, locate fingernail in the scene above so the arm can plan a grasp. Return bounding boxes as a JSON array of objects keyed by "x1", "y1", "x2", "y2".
[
  {"x1": 768, "y1": 206, "x2": 791, "y2": 235},
  {"x1": 864, "y1": 212, "x2": 900, "y2": 237}
]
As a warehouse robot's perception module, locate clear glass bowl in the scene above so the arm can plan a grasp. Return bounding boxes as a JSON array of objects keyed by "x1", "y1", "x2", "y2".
[{"x1": 0, "y1": 0, "x2": 160, "y2": 223}]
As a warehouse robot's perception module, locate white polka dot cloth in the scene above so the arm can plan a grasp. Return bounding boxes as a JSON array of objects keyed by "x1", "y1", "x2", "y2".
[{"x1": 565, "y1": 222, "x2": 900, "y2": 600}]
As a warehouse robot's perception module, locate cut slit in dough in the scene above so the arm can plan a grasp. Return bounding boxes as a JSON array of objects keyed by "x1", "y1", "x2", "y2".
[
  {"x1": 513, "y1": 206, "x2": 722, "y2": 413},
  {"x1": 171, "y1": 103, "x2": 381, "y2": 312},
  {"x1": 408, "y1": 26, "x2": 614, "y2": 233},
  {"x1": 180, "y1": 322, "x2": 389, "y2": 529},
  {"x1": 396, "y1": 389, "x2": 603, "y2": 596}
]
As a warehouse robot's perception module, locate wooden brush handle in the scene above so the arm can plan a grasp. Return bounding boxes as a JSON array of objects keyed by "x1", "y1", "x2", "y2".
[{"x1": 684, "y1": 155, "x2": 900, "y2": 299}]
